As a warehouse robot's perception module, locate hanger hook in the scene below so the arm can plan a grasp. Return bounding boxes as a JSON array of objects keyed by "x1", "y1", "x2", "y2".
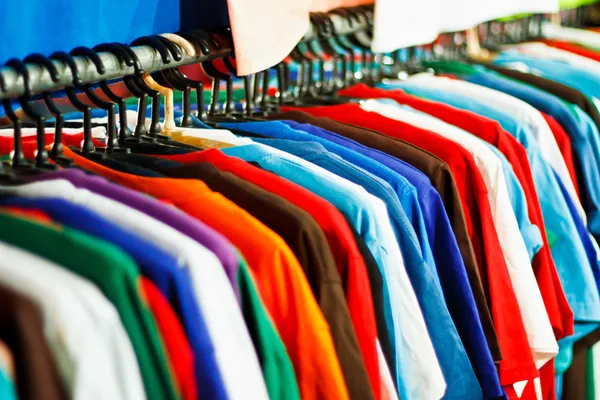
[
  {"x1": 49, "y1": 51, "x2": 82, "y2": 86},
  {"x1": 23, "y1": 53, "x2": 60, "y2": 83},
  {"x1": 70, "y1": 46, "x2": 107, "y2": 75},
  {"x1": 131, "y1": 36, "x2": 173, "y2": 64}
]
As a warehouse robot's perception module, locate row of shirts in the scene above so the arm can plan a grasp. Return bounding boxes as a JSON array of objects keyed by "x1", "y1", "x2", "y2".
[{"x1": 3, "y1": 23, "x2": 600, "y2": 400}]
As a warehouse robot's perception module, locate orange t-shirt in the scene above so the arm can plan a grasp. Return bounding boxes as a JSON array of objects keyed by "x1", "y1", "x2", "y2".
[{"x1": 62, "y1": 147, "x2": 349, "y2": 400}]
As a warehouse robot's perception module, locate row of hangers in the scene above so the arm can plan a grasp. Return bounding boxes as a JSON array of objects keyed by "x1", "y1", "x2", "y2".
[{"x1": 0, "y1": 4, "x2": 589, "y2": 182}]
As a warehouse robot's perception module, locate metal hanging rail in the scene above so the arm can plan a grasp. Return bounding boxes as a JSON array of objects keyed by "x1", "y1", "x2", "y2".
[
  {"x1": 0, "y1": 41, "x2": 232, "y2": 101},
  {"x1": 0, "y1": 5, "x2": 373, "y2": 102}
]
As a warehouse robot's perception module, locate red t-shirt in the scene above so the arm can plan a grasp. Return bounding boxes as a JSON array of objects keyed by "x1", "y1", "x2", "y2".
[
  {"x1": 160, "y1": 148, "x2": 381, "y2": 399},
  {"x1": 539, "y1": 39, "x2": 600, "y2": 62},
  {"x1": 336, "y1": 84, "x2": 574, "y2": 342},
  {"x1": 540, "y1": 113, "x2": 580, "y2": 200},
  {"x1": 285, "y1": 100, "x2": 539, "y2": 387},
  {"x1": 141, "y1": 278, "x2": 197, "y2": 400}
]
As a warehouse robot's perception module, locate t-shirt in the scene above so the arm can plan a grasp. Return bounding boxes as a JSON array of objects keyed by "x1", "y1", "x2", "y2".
[
  {"x1": 541, "y1": 113, "x2": 580, "y2": 200},
  {"x1": 562, "y1": 327, "x2": 600, "y2": 400},
  {"x1": 0, "y1": 281, "x2": 66, "y2": 400},
  {"x1": 236, "y1": 260, "x2": 301, "y2": 400},
  {"x1": 61, "y1": 146, "x2": 348, "y2": 400},
  {"x1": 290, "y1": 103, "x2": 538, "y2": 390},
  {"x1": 141, "y1": 278, "x2": 197, "y2": 400},
  {"x1": 0, "y1": 211, "x2": 180, "y2": 400},
  {"x1": 0, "y1": 132, "x2": 105, "y2": 159},
  {"x1": 154, "y1": 162, "x2": 375, "y2": 400},
  {"x1": 540, "y1": 38, "x2": 600, "y2": 62}
]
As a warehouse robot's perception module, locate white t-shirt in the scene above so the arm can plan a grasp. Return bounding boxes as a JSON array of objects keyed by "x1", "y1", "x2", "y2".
[
  {"x1": 542, "y1": 22, "x2": 600, "y2": 49},
  {"x1": 0, "y1": 180, "x2": 269, "y2": 400},
  {"x1": 0, "y1": 241, "x2": 145, "y2": 400},
  {"x1": 371, "y1": 0, "x2": 558, "y2": 53}
]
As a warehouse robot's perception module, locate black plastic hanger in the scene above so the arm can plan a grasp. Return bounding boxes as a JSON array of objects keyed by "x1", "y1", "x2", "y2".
[
  {"x1": 21, "y1": 53, "x2": 74, "y2": 166},
  {"x1": 70, "y1": 46, "x2": 129, "y2": 154},
  {"x1": 111, "y1": 43, "x2": 187, "y2": 149},
  {"x1": 113, "y1": 42, "x2": 162, "y2": 139},
  {"x1": 128, "y1": 37, "x2": 173, "y2": 138},
  {"x1": 108, "y1": 42, "x2": 199, "y2": 153},
  {"x1": 5, "y1": 58, "x2": 57, "y2": 171},
  {"x1": 93, "y1": 42, "x2": 136, "y2": 144},
  {"x1": 49, "y1": 51, "x2": 105, "y2": 160},
  {"x1": 0, "y1": 98, "x2": 26, "y2": 183},
  {"x1": 1, "y1": 97, "x2": 28, "y2": 171}
]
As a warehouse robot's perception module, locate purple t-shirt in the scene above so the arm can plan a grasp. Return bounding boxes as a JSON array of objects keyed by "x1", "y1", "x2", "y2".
[{"x1": 29, "y1": 168, "x2": 241, "y2": 296}]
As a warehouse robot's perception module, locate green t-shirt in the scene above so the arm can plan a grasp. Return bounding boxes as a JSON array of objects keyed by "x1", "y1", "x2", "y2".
[
  {"x1": 237, "y1": 257, "x2": 300, "y2": 400},
  {"x1": 0, "y1": 212, "x2": 179, "y2": 400}
]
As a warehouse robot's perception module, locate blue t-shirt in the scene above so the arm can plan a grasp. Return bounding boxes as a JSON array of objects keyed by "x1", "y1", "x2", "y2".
[
  {"x1": 267, "y1": 119, "x2": 502, "y2": 399},
  {"x1": 462, "y1": 68, "x2": 600, "y2": 240},
  {"x1": 0, "y1": 196, "x2": 228, "y2": 400},
  {"x1": 225, "y1": 139, "x2": 481, "y2": 399}
]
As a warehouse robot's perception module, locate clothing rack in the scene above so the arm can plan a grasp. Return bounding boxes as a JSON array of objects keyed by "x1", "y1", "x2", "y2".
[
  {"x1": 0, "y1": 41, "x2": 232, "y2": 101},
  {"x1": 0, "y1": 7, "x2": 373, "y2": 103}
]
